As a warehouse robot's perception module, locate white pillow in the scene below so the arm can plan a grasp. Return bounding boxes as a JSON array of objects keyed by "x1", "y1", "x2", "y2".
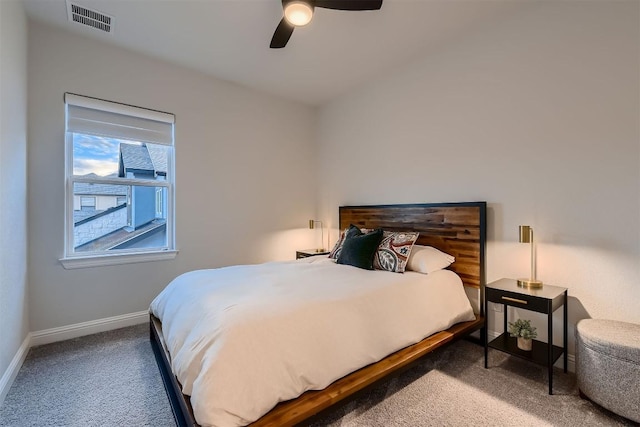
[{"x1": 406, "y1": 245, "x2": 455, "y2": 274}]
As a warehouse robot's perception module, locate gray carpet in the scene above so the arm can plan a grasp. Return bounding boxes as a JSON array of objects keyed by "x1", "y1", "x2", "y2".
[
  {"x1": 0, "y1": 324, "x2": 174, "y2": 427},
  {"x1": 309, "y1": 340, "x2": 636, "y2": 427},
  {"x1": 0, "y1": 324, "x2": 636, "y2": 427}
]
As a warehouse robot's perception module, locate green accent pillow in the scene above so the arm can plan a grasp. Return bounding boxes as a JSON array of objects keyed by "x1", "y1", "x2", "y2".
[
  {"x1": 337, "y1": 228, "x2": 384, "y2": 270},
  {"x1": 329, "y1": 224, "x2": 364, "y2": 259}
]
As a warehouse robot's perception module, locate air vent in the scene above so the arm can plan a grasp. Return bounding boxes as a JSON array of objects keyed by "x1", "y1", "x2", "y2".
[{"x1": 66, "y1": 1, "x2": 113, "y2": 34}]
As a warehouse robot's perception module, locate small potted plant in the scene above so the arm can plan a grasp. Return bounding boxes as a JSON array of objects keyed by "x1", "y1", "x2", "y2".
[{"x1": 508, "y1": 319, "x2": 537, "y2": 351}]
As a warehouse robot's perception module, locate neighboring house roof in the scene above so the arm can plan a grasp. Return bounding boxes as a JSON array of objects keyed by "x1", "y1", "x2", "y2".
[
  {"x1": 119, "y1": 143, "x2": 154, "y2": 173},
  {"x1": 146, "y1": 144, "x2": 167, "y2": 175},
  {"x1": 74, "y1": 182, "x2": 127, "y2": 196},
  {"x1": 119, "y1": 142, "x2": 167, "y2": 177},
  {"x1": 73, "y1": 180, "x2": 126, "y2": 224}
]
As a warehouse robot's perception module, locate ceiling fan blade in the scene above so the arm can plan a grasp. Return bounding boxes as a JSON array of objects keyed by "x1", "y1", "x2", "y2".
[
  {"x1": 315, "y1": 0, "x2": 382, "y2": 11},
  {"x1": 270, "y1": 18, "x2": 295, "y2": 49}
]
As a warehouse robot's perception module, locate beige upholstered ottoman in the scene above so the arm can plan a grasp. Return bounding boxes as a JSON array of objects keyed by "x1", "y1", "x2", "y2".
[{"x1": 576, "y1": 319, "x2": 640, "y2": 422}]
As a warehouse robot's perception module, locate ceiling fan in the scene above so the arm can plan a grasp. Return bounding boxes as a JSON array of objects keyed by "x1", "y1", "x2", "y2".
[{"x1": 270, "y1": 0, "x2": 383, "y2": 49}]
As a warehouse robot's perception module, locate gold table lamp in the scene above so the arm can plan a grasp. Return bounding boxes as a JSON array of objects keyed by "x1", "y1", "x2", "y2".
[
  {"x1": 309, "y1": 219, "x2": 325, "y2": 252},
  {"x1": 518, "y1": 225, "x2": 543, "y2": 288}
]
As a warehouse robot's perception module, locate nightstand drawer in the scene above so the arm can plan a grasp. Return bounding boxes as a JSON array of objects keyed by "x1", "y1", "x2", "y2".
[{"x1": 486, "y1": 287, "x2": 548, "y2": 313}]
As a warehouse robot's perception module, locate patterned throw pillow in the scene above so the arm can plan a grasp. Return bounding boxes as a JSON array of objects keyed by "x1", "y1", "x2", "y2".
[{"x1": 373, "y1": 231, "x2": 420, "y2": 273}]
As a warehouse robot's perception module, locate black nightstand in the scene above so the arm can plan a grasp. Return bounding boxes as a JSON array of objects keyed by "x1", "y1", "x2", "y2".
[
  {"x1": 296, "y1": 249, "x2": 330, "y2": 259},
  {"x1": 484, "y1": 278, "x2": 568, "y2": 394}
]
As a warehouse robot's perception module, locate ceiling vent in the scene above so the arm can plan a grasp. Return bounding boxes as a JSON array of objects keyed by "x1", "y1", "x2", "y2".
[{"x1": 66, "y1": 1, "x2": 113, "y2": 34}]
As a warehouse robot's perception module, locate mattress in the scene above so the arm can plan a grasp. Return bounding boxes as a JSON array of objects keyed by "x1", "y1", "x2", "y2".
[{"x1": 150, "y1": 256, "x2": 475, "y2": 427}]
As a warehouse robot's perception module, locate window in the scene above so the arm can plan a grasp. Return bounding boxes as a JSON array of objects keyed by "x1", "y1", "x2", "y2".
[
  {"x1": 61, "y1": 93, "x2": 176, "y2": 268},
  {"x1": 80, "y1": 196, "x2": 96, "y2": 210}
]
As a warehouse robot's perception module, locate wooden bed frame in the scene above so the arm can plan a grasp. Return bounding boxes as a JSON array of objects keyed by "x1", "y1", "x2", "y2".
[{"x1": 150, "y1": 201, "x2": 486, "y2": 426}]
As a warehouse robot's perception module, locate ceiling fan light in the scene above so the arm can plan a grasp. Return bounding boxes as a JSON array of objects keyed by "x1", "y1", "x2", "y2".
[{"x1": 284, "y1": 1, "x2": 314, "y2": 27}]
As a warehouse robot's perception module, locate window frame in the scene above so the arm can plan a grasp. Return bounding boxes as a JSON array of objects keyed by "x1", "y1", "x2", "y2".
[{"x1": 60, "y1": 94, "x2": 177, "y2": 269}]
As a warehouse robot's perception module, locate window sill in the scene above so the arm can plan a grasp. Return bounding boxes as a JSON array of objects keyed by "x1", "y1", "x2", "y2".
[{"x1": 60, "y1": 250, "x2": 178, "y2": 270}]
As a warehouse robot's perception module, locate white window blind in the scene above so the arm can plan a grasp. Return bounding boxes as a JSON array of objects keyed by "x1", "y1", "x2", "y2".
[{"x1": 64, "y1": 93, "x2": 175, "y2": 145}]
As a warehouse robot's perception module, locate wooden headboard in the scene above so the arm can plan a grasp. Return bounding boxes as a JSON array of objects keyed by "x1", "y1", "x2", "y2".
[{"x1": 339, "y1": 202, "x2": 486, "y2": 291}]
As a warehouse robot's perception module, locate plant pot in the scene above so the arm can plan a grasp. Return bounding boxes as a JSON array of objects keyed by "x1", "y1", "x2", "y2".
[{"x1": 517, "y1": 337, "x2": 533, "y2": 351}]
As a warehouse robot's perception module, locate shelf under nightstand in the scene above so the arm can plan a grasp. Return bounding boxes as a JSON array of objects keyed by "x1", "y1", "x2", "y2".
[{"x1": 488, "y1": 333, "x2": 564, "y2": 367}]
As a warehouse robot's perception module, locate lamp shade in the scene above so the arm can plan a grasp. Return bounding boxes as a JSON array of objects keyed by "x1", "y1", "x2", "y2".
[
  {"x1": 308, "y1": 219, "x2": 325, "y2": 252},
  {"x1": 517, "y1": 225, "x2": 542, "y2": 288},
  {"x1": 519, "y1": 225, "x2": 531, "y2": 243}
]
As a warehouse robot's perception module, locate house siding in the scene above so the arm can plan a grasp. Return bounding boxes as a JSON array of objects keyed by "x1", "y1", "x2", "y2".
[{"x1": 74, "y1": 205, "x2": 128, "y2": 247}]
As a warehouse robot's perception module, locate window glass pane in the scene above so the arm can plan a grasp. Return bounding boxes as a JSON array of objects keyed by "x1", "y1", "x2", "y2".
[
  {"x1": 73, "y1": 134, "x2": 120, "y2": 177},
  {"x1": 72, "y1": 133, "x2": 170, "y2": 180},
  {"x1": 73, "y1": 183, "x2": 168, "y2": 253},
  {"x1": 65, "y1": 95, "x2": 175, "y2": 262}
]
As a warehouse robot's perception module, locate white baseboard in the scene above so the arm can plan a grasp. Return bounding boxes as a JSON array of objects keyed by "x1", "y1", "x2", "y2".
[
  {"x1": 1, "y1": 310, "x2": 150, "y2": 406},
  {"x1": 30, "y1": 310, "x2": 149, "y2": 347},
  {"x1": 487, "y1": 329, "x2": 501, "y2": 340},
  {"x1": 564, "y1": 354, "x2": 576, "y2": 373},
  {"x1": 0, "y1": 333, "x2": 31, "y2": 405}
]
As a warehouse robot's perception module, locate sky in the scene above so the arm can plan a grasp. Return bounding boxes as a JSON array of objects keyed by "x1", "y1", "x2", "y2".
[{"x1": 73, "y1": 134, "x2": 139, "y2": 176}]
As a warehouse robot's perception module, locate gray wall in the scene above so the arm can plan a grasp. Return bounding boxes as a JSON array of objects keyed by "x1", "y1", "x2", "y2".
[
  {"x1": 316, "y1": 1, "x2": 640, "y2": 352},
  {"x1": 27, "y1": 22, "x2": 317, "y2": 331},
  {"x1": 0, "y1": 0, "x2": 29, "y2": 394}
]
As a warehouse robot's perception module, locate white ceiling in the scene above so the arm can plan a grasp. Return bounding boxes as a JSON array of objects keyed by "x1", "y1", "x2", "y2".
[{"x1": 22, "y1": 0, "x2": 529, "y2": 106}]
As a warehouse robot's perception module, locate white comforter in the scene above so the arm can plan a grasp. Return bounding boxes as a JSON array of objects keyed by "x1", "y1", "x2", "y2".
[{"x1": 150, "y1": 256, "x2": 475, "y2": 427}]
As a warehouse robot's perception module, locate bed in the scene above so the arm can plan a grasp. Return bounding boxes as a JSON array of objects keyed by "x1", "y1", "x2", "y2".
[{"x1": 150, "y1": 202, "x2": 487, "y2": 427}]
